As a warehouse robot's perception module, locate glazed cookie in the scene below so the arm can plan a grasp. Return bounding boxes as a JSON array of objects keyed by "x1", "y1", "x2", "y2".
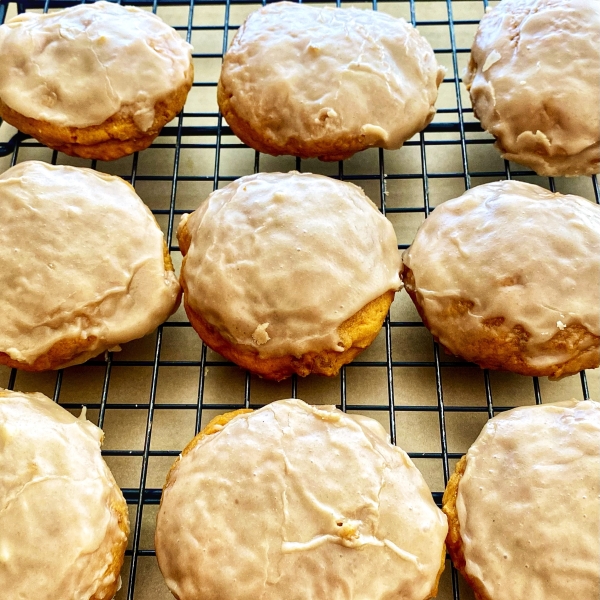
[
  {"x1": 443, "y1": 400, "x2": 600, "y2": 600},
  {"x1": 156, "y1": 399, "x2": 448, "y2": 600},
  {"x1": 401, "y1": 180, "x2": 600, "y2": 379},
  {"x1": 0, "y1": 1, "x2": 193, "y2": 160},
  {"x1": 0, "y1": 388, "x2": 129, "y2": 600},
  {"x1": 464, "y1": 0, "x2": 600, "y2": 176},
  {"x1": 0, "y1": 161, "x2": 181, "y2": 371},
  {"x1": 177, "y1": 172, "x2": 402, "y2": 380},
  {"x1": 218, "y1": 2, "x2": 445, "y2": 161}
]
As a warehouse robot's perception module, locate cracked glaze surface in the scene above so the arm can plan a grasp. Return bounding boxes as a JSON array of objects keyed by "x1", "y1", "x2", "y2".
[
  {"x1": 219, "y1": 2, "x2": 445, "y2": 152},
  {"x1": 0, "y1": 1, "x2": 192, "y2": 130},
  {"x1": 464, "y1": 0, "x2": 600, "y2": 176},
  {"x1": 457, "y1": 400, "x2": 600, "y2": 600},
  {"x1": 0, "y1": 161, "x2": 180, "y2": 366},
  {"x1": 402, "y1": 180, "x2": 600, "y2": 370},
  {"x1": 155, "y1": 399, "x2": 447, "y2": 600},
  {"x1": 178, "y1": 172, "x2": 402, "y2": 358},
  {"x1": 0, "y1": 389, "x2": 128, "y2": 600}
]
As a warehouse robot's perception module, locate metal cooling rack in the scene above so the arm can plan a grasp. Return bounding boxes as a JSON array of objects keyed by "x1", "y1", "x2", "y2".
[{"x1": 0, "y1": 0, "x2": 598, "y2": 599}]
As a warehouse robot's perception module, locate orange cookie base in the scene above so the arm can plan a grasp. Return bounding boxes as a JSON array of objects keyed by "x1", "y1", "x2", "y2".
[
  {"x1": 442, "y1": 456, "x2": 491, "y2": 600},
  {"x1": 0, "y1": 72, "x2": 192, "y2": 161},
  {"x1": 493, "y1": 138, "x2": 600, "y2": 178},
  {"x1": 402, "y1": 266, "x2": 599, "y2": 379},
  {"x1": 0, "y1": 336, "x2": 104, "y2": 372},
  {"x1": 428, "y1": 545, "x2": 448, "y2": 600},
  {"x1": 93, "y1": 483, "x2": 130, "y2": 600},
  {"x1": 183, "y1": 287, "x2": 395, "y2": 381}
]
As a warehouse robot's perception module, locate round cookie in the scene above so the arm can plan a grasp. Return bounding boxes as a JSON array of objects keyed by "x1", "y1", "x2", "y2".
[
  {"x1": 177, "y1": 171, "x2": 402, "y2": 380},
  {"x1": 156, "y1": 398, "x2": 448, "y2": 600},
  {"x1": 401, "y1": 180, "x2": 600, "y2": 379},
  {"x1": 0, "y1": 161, "x2": 181, "y2": 371},
  {"x1": 218, "y1": 2, "x2": 445, "y2": 161},
  {"x1": 443, "y1": 400, "x2": 600, "y2": 600},
  {"x1": 464, "y1": 0, "x2": 600, "y2": 176},
  {"x1": 0, "y1": 388, "x2": 129, "y2": 600},
  {"x1": 0, "y1": 1, "x2": 193, "y2": 161}
]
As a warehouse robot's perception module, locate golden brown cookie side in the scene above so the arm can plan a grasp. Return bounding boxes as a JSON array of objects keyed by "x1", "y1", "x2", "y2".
[
  {"x1": 0, "y1": 99, "x2": 144, "y2": 157},
  {"x1": 0, "y1": 73, "x2": 193, "y2": 161},
  {"x1": 442, "y1": 456, "x2": 491, "y2": 600},
  {"x1": 161, "y1": 239, "x2": 183, "y2": 319},
  {"x1": 177, "y1": 220, "x2": 193, "y2": 257},
  {"x1": 442, "y1": 456, "x2": 467, "y2": 574},
  {"x1": 182, "y1": 284, "x2": 394, "y2": 381},
  {"x1": 92, "y1": 481, "x2": 130, "y2": 600},
  {"x1": 423, "y1": 543, "x2": 447, "y2": 600},
  {"x1": 162, "y1": 239, "x2": 176, "y2": 275},
  {"x1": 541, "y1": 325, "x2": 600, "y2": 380},
  {"x1": 495, "y1": 141, "x2": 600, "y2": 178},
  {"x1": 48, "y1": 135, "x2": 157, "y2": 162},
  {"x1": 0, "y1": 336, "x2": 102, "y2": 372},
  {"x1": 402, "y1": 266, "x2": 599, "y2": 378}
]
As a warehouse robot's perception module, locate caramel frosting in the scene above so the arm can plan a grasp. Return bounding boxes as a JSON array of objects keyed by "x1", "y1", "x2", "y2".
[
  {"x1": 178, "y1": 172, "x2": 402, "y2": 358},
  {"x1": 402, "y1": 180, "x2": 600, "y2": 370},
  {"x1": 156, "y1": 399, "x2": 448, "y2": 600},
  {"x1": 0, "y1": 388, "x2": 128, "y2": 599},
  {"x1": 464, "y1": 0, "x2": 600, "y2": 176},
  {"x1": 219, "y1": 2, "x2": 445, "y2": 152},
  {"x1": 0, "y1": 161, "x2": 180, "y2": 367},
  {"x1": 0, "y1": 1, "x2": 193, "y2": 131},
  {"x1": 456, "y1": 400, "x2": 600, "y2": 600}
]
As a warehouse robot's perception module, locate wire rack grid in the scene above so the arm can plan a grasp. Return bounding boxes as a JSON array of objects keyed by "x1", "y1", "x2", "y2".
[{"x1": 0, "y1": 0, "x2": 598, "y2": 599}]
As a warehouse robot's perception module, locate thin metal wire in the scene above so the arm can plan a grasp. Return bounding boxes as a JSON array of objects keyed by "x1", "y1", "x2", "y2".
[
  {"x1": 127, "y1": 328, "x2": 164, "y2": 600},
  {"x1": 0, "y1": 1, "x2": 596, "y2": 599}
]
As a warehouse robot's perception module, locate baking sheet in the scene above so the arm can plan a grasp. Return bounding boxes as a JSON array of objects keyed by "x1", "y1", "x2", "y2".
[{"x1": 0, "y1": 1, "x2": 598, "y2": 599}]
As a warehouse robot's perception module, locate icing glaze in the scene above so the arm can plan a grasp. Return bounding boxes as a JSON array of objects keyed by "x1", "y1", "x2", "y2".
[
  {"x1": 156, "y1": 399, "x2": 448, "y2": 600},
  {"x1": 0, "y1": 161, "x2": 180, "y2": 366},
  {"x1": 219, "y1": 2, "x2": 445, "y2": 152},
  {"x1": 456, "y1": 400, "x2": 600, "y2": 600},
  {"x1": 0, "y1": 1, "x2": 193, "y2": 130},
  {"x1": 0, "y1": 388, "x2": 128, "y2": 599},
  {"x1": 402, "y1": 180, "x2": 600, "y2": 370},
  {"x1": 464, "y1": 0, "x2": 600, "y2": 176},
  {"x1": 178, "y1": 172, "x2": 402, "y2": 358}
]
